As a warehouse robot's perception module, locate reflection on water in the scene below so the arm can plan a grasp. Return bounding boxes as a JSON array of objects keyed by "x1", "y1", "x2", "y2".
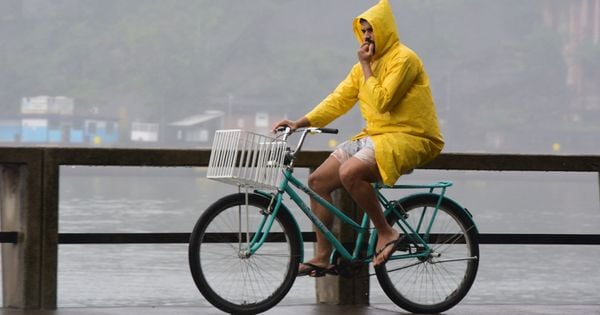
[{"x1": 7, "y1": 166, "x2": 600, "y2": 306}]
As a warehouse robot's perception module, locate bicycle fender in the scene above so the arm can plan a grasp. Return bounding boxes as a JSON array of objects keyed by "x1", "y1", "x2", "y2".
[
  {"x1": 395, "y1": 193, "x2": 479, "y2": 233},
  {"x1": 254, "y1": 190, "x2": 304, "y2": 262}
]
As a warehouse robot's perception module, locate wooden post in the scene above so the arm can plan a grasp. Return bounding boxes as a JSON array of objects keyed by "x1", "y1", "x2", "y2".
[
  {"x1": 40, "y1": 150, "x2": 60, "y2": 309},
  {"x1": 315, "y1": 188, "x2": 369, "y2": 305},
  {"x1": 1, "y1": 164, "x2": 43, "y2": 308}
]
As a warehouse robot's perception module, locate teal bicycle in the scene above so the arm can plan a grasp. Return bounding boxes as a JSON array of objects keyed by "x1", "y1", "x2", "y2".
[{"x1": 188, "y1": 128, "x2": 479, "y2": 314}]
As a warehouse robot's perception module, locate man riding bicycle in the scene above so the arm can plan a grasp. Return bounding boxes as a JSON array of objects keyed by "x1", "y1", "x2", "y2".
[{"x1": 272, "y1": 0, "x2": 444, "y2": 275}]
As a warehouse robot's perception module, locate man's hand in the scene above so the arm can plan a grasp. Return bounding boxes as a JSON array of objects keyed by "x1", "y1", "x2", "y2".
[
  {"x1": 358, "y1": 41, "x2": 374, "y2": 80},
  {"x1": 357, "y1": 41, "x2": 374, "y2": 64},
  {"x1": 271, "y1": 117, "x2": 310, "y2": 133}
]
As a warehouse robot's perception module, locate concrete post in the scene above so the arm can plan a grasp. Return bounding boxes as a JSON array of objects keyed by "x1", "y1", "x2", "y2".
[
  {"x1": 1, "y1": 165, "x2": 42, "y2": 308},
  {"x1": 315, "y1": 188, "x2": 370, "y2": 305}
]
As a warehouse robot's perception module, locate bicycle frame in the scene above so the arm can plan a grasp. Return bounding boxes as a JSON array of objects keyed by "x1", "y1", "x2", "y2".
[
  {"x1": 195, "y1": 127, "x2": 480, "y2": 315},
  {"x1": 247, "y1": 164, "x2": 456, "y2": 265}
]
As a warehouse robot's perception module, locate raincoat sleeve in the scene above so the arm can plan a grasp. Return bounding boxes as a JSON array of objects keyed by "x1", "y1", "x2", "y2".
[
  {"x1": 305, "y1": 67, "x2": 360, "y2": 127},
  {"x1": 359, "y1": 56, "x2": 418, "y2": 113}
]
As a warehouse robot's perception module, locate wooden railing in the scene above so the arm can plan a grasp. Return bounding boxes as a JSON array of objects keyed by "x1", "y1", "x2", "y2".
[{"x1": 0, "y1": 147, "x2": 598, "y2": 309}]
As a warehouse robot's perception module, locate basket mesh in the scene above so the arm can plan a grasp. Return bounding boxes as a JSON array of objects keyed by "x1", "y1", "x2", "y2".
[{"x1": 207, "y1": 130, "x2": 287, "y2": 190}]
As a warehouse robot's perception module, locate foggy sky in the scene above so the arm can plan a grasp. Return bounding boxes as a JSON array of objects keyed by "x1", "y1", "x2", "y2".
[{"x1": 1, "y1": 0, "x2": 598, "y2": 153}]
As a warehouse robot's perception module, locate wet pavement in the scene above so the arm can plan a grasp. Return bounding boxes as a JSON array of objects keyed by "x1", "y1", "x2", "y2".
[{"x1": 1, "y1": 303, "x2": 599, "y2": 315}]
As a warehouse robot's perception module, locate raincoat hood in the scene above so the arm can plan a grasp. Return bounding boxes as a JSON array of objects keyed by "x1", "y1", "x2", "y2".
[{"x1": 353, "y1": 0, "x2": 400, "y2": 60}]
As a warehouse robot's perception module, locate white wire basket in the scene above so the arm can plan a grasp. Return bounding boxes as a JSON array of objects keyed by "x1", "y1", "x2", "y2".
[{"x1": 207, "y1": 129, "x2": 287, "y2": 190}]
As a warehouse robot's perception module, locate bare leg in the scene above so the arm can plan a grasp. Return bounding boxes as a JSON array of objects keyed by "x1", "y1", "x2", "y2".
[
  {"x1": 339, "y1": 157, "x2": 399, "y2": 266},
  {"x1": 302, "y1": 156, "x2": 342, "y2": 269}
]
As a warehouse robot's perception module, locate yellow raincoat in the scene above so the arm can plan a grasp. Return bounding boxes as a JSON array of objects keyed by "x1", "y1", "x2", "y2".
[{"x1": 305, "y1": 0, "x2": 444, "y2": 186}]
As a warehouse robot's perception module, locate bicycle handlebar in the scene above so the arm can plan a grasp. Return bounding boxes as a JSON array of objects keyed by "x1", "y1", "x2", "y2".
[
  {"x1": 274, "y1": 126, "x2": 339, "y2": 135},
  {"x1": 274, "y1": 127, "x2": 338, "y2": 164},
  {"x1": 317, "y1": 128, "x2": 339, "y2": 134}
]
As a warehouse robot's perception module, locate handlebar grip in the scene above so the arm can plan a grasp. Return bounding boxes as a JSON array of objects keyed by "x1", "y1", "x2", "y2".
[{"x1": 318, "y1": 128, "x2": 339, "y2": 134}]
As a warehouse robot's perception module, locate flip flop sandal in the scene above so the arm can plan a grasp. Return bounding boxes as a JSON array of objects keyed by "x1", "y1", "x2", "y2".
[
  {"x1": 373, "y1": 235, "x2": 405, "y2": 268},
  {"x1": 297, "y1": 262, "x2": 338, "y2": 278}
]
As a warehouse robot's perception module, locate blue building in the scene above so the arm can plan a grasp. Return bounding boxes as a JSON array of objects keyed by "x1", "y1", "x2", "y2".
[
  {"x1": 0, "y1": 118, "x2": 21, "y2": 142},
  {"x1": 0, "y1": 96, "x2": 120, "y2": 146},
  {"x1": 0, "y1": 115, "x2": 119, "y2": 145}
]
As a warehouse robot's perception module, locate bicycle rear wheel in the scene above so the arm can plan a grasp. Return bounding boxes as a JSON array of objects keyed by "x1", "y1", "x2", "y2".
[
  {"x1": 188, "y1": 193, "x2": 301, "y2": 314},
  {"x1": 376, "y1": 194, "x2": 479, "y2": 314}
]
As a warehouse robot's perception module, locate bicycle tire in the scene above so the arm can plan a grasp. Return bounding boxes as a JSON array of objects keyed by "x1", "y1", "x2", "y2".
[
  {"x1": 376, "y1": 193, "x2": 479, "y2": 314},
  {"x1": 188, "y1": 193, "x2": 301, "y2": 314}
]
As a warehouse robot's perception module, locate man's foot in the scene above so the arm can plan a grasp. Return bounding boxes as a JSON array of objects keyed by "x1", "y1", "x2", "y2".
[
  {"x1": 298, "y1": 261, "x2": 337, "y2": 277},
  {"x1": 373, "y1": 232, "x2": 402, "y2": 267}
]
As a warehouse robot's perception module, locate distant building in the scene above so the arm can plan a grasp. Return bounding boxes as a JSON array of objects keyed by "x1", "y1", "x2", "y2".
[
  {"x1": 0, "y1": 118, "x2": 21, "y2": 142},
  {"x1": 84, "y1": 118, "x2": 119, "y2": 145},
  {"x1": 130, "y1": 121, "x2": 159, "y2": 143},
  {"x1": 0, "y1": 96, "x2": 120, "y2": 146},
  {"x1": 21, "y1": 117, "x2": 48, "y2": 142},
  {"x1": 21, "y1": 96, "x2": 74, "y2": 115},
  {"x1": 167, "y1": 110, "x2": 224, "y2": 146}
]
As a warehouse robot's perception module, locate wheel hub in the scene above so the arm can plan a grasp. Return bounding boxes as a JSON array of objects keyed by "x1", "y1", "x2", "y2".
[{"x1": 238, "y1": 250, "x2": 251, "y2": 259}]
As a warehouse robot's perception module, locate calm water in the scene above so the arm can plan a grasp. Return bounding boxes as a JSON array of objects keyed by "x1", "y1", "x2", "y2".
[{"x1": 6, "y1": 167, "x2": 600, "y2": 307}]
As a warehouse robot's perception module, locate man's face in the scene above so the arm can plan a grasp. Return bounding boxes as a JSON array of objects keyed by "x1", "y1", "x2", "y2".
[{"x1": 360, "y1": 20, "x2": 375, "y2": 51}]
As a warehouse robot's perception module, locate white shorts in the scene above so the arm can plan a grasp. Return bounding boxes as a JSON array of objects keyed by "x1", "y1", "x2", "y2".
[{"x1": 331, "y1": 137, "x2": 377, "y2": 170}]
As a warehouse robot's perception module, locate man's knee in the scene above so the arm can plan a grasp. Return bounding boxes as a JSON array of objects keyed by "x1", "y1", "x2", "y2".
[
  {"x1": 339, "y1": 161, "x2": 375, "y2": 190},
  {"x1": 308, "y1": 172, "x2": 331, "y2": 193}
]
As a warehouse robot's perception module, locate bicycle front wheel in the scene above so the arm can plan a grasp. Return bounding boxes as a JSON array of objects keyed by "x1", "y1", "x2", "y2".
[
  {"x1": 188, "y1": 193, "x2": 301, "y2": 314},
  {"x1": 376, "y1": 194, "x2": 479, "y2": 314}
]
